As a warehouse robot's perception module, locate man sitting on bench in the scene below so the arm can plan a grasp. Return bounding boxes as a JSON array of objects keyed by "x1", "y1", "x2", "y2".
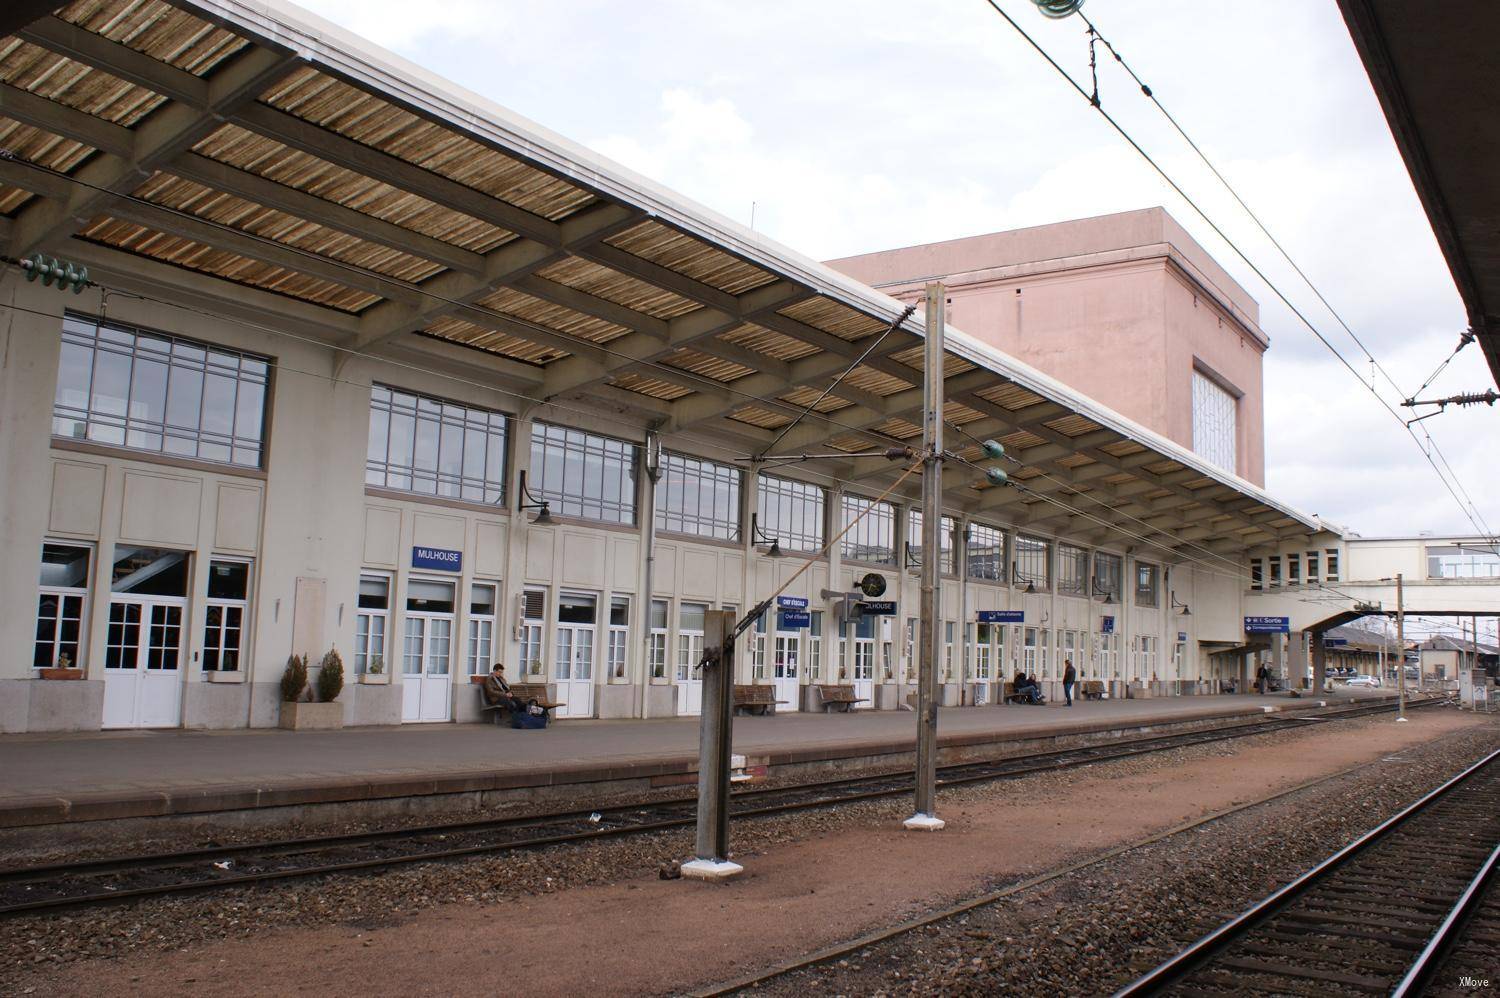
[{"x1": 482, "y1": 662, "x2": 525, "y2": 714}]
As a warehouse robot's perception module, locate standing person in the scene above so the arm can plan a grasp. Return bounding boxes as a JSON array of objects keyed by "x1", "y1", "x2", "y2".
[
  {"x1": 1255, "y1": 662, "x2": 1269, "y2": 695},
  {"x1": 1063, "y1": 658, "x2": 1077, "y2": 707}
]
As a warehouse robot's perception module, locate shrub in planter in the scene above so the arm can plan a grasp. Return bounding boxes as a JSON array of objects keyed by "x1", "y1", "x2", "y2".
[
  {"x1": 368, "y1": 656, "x2": 385, "y2": 676},
  {"x1": 280, "y1": 653, "x2": 309, "y2": 702},
  {"x1": 317, "y1": 647, "x2": 344, "y2": 703}
]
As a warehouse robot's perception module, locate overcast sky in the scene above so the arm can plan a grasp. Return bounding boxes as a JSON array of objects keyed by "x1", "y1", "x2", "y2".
[{"x1": 297, "y1": 0, "x2": 1496, "y2": 539}]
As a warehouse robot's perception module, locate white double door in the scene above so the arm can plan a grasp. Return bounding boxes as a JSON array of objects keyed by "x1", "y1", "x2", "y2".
[
  {"x1": 402, "y1": 613, "x2": 452, "y2": 723},
  {"x1": 103, "y1": 597, "x2": 185, "y2": 729},
  {"x1": 554, "y1": 624, "x2": 594, "y2": 718},
  {"x1": 851, "y1": 638, "x2": 875, "y2": 707},
  {"x1": 773, "y1": 632, "x2": 801, "y2": 711},
  {"x1": 676, "y1": 630, "x2": 703, "y2": 716}
]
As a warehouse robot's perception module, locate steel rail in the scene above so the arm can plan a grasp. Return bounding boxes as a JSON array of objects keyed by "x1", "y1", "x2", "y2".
[
  {"x1": 0, "y1": 698, "x2": 1422, "y2": 919},
  {"x1": 1113, "y1": 745, "x2": 1500, "y2": 997},
  {"x1": 1391, "y1": 839, "x2": 1500, "y2": 997}
]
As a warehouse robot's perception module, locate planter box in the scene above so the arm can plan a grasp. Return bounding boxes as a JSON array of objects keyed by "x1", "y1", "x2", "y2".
[
  {"x1": 37, "y1": 667, "x2": 84, "y2": 681},
  {"x1": 358, "y1": 672, "x2": 391, "y2": 685},
  {"x1": 468, "y1": 674, "x2": 487, "y2": 685},
  {"x1": 278, "y1": 700, "x2": 344, "y2": 730},
  {"x1": 205, "y1": 670, "x2": 244, "y2": 683}
]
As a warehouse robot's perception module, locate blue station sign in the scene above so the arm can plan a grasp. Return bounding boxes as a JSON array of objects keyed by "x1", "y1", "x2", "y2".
[
  {"x1": 779, "y1": 610, "x2": 811, "y2": 629},
  {"x1": 977, "y1": 610, "x2": 1025, "y2": 624},
  {"x1": 1324, "y1": 638, "x2": 1348, "y2": 647},
  {"x1": 777, "y1": 596, "x2": 809, "y2": 610},
  {"x1": 1101, "y1": 616, "x2": 1115, "y2": 634},
  {"x1": 412, "y1": 546, "x2": 463, "y2": 572},
  {"x1": 1245, "y1": 616, "x2": 1290, "y2": 634}
]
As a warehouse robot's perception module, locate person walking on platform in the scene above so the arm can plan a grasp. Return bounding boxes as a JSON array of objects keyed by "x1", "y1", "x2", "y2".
[
  {"x1": 1063, "y1": 658, "x2": 1077, "y2": 707},
  {"x1": 1255, "y1": 662, "x2": 1269, "y2": 695}
]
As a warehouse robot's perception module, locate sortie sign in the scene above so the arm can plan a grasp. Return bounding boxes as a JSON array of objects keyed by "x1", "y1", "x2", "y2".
[
  {"x1": 977, "y1": 610, "x2": 1024, "y2": 624},
  {"x1": 412, "y1": 546, "x2": 462, "y2": 572},
  {"x1": 1244, "y1": 616, "x2": 1290, "y2": 634}
]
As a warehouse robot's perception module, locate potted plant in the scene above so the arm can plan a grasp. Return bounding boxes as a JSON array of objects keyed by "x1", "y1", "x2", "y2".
[
  {"x1": 529, "y1": 658, "x2": 543, "y2": 677},
  {"x1": 38, "y1": 652, "x2": 84, "y2": 681},
  {"x1": 279, "y1": 651, "x2": 345, "y2": 730},
  {"x1": 358, "y1": 655, "x2": 389, "y2": 685}
]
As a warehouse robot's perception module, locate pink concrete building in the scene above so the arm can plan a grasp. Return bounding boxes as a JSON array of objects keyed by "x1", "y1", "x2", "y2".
[{"x1": 827, "y1": 207, "x2": 1268, "y2": 486}]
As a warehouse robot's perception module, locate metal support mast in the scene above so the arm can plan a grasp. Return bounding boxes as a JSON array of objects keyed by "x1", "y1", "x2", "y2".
[
  {"x1": 1395, "y1": 574, "x2": 1407, "y2": 723},
  {"x1": 905, "y1": 283, "x2": 946, "y2": 832},
  {"x1": 681, "y1": 608, "x2": 743, "y2": 878}
]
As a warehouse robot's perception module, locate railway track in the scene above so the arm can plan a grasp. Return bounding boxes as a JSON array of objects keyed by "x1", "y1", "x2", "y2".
[
  {"x1": 0, "y1": 697, "x2": 1422, "y2": 919},
  {"x1": 1116, "y1": 745, "x2": 1500, "y2": 997}
]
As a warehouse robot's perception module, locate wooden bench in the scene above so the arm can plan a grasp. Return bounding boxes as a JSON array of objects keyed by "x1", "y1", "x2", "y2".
[
  {"x1": 479, "y1": 682, "x2": 565, "y2": 725},
  {"x1": 1080, "y1": 680, "x2": 1106, "y2": 701},
  {"x1": 813, "y1": 684, "x2": 868, "y2": 713},
  {"x1": 1005, "y1": 681, "x2": 1045, "y2": 705},
  {"x1": 733, "y1": 684, "x2": 787, "y2": 716}
]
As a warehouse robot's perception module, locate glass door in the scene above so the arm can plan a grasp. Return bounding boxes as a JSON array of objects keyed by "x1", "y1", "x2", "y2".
[
  {"x1": 676, "y1": 602, "x2": 706, "y2": 716},
  {"x1": 402, "y1": 578, "x2": 454, "y2": 723},
  {"x1": 555, "y1": 592, "x2": 596, "y2": 718},
  {"x1": 102, "y1": 546, "x2": 188, "y2": 729},
  {"x1": 773, "y1": 630, "x2": 800, "y2": 712}
]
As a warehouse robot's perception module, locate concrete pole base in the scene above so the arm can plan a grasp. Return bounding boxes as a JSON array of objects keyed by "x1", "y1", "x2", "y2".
[
  {"x1": 1396, "y1": 716, "x2": 1410, "y2": 723},
  {"x1": 903, "y1": 813, "x2": 946, "y2": 832},
  {"x1": 680, "y1": 858, "x2": 744, "y2": 882}
]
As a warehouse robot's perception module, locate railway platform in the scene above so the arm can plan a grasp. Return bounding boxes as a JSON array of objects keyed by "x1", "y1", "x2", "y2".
[{"x1": 0, "y1": 690, "x2": 1394, "y2": 831}]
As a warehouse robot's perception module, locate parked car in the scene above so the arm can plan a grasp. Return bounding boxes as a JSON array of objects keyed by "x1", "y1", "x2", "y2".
[{"x1": 1345, "y1": 675, "x2": 1382, "y2": 688}]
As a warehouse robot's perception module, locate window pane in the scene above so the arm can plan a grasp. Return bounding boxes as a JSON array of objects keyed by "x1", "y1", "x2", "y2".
[
  {"x1": 841, "y1": 494, "x2": 895, "y2": 564},
  {"x1": 55, "y1": 313, "x2": 268, "y2": 468},
  {"x1": 40, "y1": 544, "x2": 91, "y2": 588},
  {"x1": 368, "y1": 385, "x2": 508, "y2": 504},
  {"x1": 756, "y1": 474, "x2": 825, "y2": 552},
  {"x1": 207, "y1": 560, "x2": 249, "y2": 600},
  {"x1": 111, "y1": 546, "x2": 189, "y2": 597},
  {"x1": 655, "y1": 452, "x2": 741, "y2": 540},
  {"x1": 1192, "y1": 370, "x2": 1237, "y2": 474},
  {"x1": 531, "y1": 421, "x2": 637, "y2": 524}
]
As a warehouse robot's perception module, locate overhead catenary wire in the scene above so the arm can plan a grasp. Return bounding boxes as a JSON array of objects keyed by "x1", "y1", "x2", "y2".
[
  {"x1": 3, "y1": 274, "x2": 1347, "y2": 606},
  {"x1": 980, "y1": 0, "x2": 1497, "y2": 546},
  {"x1": 0, "y1": 152, "x2": 925, "y2": 457}
]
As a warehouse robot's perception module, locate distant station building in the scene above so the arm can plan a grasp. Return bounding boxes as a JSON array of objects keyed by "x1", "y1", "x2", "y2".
[
  {"x1": 829, "y1": 208, "x2": 1267, "y2": 485},
  {"x1": 0, "y1": 1, "x2": 1493, "y2": 735}
]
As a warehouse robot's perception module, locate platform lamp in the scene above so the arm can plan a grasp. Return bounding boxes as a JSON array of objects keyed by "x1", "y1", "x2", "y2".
[
  {"x1": 1092, "y1": 581, "x2": 1116, "y2": 605},
  {"x1": 749, "y1": 513, "x2": 782, "y2": 557},
  {"x1": 1031, "y1": 0, "x2": 1085, "y2": 17},
  {"x1": 1171, "y1": 593, "x2": 1191, "y2": 616},
  {"x1": 1012, "y1": 562, "x2": 1039, "y2": 595},
  {"x1": 515, "y1": 471, "x2": 554, "y2": 525}
]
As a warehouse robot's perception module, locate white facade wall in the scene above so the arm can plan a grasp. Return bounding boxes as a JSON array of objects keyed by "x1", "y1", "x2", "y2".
[{"x1": 2, "y1": 274, "x2": 1247, "y2": 732}]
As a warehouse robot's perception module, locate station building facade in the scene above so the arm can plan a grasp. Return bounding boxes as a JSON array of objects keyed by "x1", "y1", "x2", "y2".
[
  {"x1": 2, "y1": 264, "x2": 1317, "y2": 734},
  {"x1": 0, "y1": 0, "x2": 1356, "y2": 735}
]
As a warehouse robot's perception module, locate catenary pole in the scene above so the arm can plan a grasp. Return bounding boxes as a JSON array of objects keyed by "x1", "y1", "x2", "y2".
[
  {"x1": 681, "y1": 608, "x2": 742, "y2": 879},
  {"x1": 1396, "y1": 574, "x2": 1407, "y2": 722},
  {"x1": 905, "y1": 283, "x2": 946, "y2": 832}
]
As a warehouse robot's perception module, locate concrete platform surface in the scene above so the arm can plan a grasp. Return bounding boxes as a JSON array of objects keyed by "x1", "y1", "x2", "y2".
[{"x1": 0, "y1": 691, "x2": 1395, "y2": 830}]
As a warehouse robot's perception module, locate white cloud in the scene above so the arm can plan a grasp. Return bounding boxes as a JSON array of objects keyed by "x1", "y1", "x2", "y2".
[{"x1": 289, "y1": 0, "x2": 1495, "y2": 537}]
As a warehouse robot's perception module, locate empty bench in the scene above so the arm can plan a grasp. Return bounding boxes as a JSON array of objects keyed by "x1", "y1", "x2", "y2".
[
  {"x1": 733, "y1": 684, "x2": 787, "y2": 716},
  {"x1": 813, "y1": 684, "x2": 868, "y2": 713},
  {"x1": 1081, "y1": 680, "x2": 1106, "y2": 701},
  {"x1": 480, "y1": 682, "x2": 564, "y2": 726}
]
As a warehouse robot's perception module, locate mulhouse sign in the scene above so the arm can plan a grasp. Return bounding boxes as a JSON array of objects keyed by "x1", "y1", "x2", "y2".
[{"x1": 412, "y1": 546, "x2": 463, "y2": 572}]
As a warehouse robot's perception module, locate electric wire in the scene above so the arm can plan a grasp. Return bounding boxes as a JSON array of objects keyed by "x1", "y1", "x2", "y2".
[
  {"x1": 0, "y1": 152, "x2": 924, "y2": 455},
  {"x1": 0, "y1": 145, "x2": 1383, "y2": 571},
  {"x1": 981, "y1": 0, "x2": 1497, "y2": 545},
  {"x1": 3, "y1": 276, "x2": 1351, "y2": 607},
  {"x1": 0, "y1": 157, "x2": 1418, "y2": 599},
  {"x1": 1079, "y1": 9, "x2": 1494, "y2": 540}
]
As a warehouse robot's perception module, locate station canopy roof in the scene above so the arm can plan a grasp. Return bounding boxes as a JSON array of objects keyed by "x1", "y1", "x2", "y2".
[
  {"x1": 1337, "y1": 0, "x2": 1500, "y2": 391},
  {"x1": 0, "y1": 0, "x2": 1325, "y2": 559}
]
